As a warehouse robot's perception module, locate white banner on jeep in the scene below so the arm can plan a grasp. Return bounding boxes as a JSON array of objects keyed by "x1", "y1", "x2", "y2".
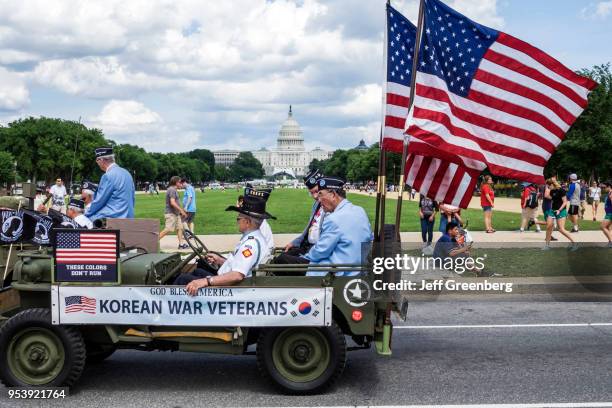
[{"x1": 51, "y1": 286, "x2": 333, "y2": 327}]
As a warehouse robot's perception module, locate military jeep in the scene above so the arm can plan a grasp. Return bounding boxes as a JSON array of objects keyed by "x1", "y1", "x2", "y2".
[{"x1": 0, "y1": 204, "x2": 404, "y2": 394}]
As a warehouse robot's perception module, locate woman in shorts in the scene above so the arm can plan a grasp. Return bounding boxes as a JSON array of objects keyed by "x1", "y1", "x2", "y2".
[
  {"x1": 480, "y1": 176, "x2": 495, "y2": 233},
  {"x1": 600, "y1": 182, "x2": 612, "y2": 247},
  {"x1": 589, "y1": 181, "x2": 601, "y2": 221},
  {"x1": 544, "y1": 178, "x2": 576, "y2": 250}
]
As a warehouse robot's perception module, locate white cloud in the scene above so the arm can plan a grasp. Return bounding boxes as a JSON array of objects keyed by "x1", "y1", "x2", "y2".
[
  {"x1": 0, "y1": 67, "x2": 29, "y2": 110},
  {"x1": 0, "y1": 0, "x2": 508, "y2": 151},
  {"x1": 89, "y1": 100, "x2": 163, "y2": 134},
  {"x1": 581, "y1": 1, "x2": 612, "y2": 19}
]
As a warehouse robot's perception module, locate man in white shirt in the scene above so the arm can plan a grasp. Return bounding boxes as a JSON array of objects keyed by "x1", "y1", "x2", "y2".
[
  {"x1": 49, "y1": 178, "x2": 67, "y2": 212},
  {"x1": 66, "y1": 198, "x2": 93, "y2": 229},
  {"x1": 175, "y1": 193, "x2": 273, "y2": 293}
]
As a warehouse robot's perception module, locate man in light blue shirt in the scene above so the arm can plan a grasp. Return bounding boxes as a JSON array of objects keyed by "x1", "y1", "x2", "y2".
[
  {"x1": 181, "y1": 178, "x2": 197, "y2": 233},
  {"x1": 305, "y1": 177, "x2": 372, "y2": 277},
  {"x1": 85, "y1": 147, "x2": 135, "y2": 222},
  {"x1": 272, "y1": 176, "x2": 372, "y2": 276}
]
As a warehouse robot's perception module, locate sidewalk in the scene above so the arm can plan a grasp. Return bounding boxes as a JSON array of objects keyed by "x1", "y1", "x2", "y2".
[
  {"x1": 349, "y1": 190, "x2": 606, "y2": 218},
  {"x1": 160, "y1": 230, "x2": 609, "y2": 252}
]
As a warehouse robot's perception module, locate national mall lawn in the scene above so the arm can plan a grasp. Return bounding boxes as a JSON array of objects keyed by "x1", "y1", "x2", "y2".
[{"x1": 134, "y1": 189, "x2": 602, "y2": 234}]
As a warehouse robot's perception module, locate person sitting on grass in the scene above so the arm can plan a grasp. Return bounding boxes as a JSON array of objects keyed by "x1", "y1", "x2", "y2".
[
  {"x1": 433, "y1": 221, "x2": 471, "y2": 260},
  {"x1": 433, "y1": 221, "x2": 486, "y2": 276}
]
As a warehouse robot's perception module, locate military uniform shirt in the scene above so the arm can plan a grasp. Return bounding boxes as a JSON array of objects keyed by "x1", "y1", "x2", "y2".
[
  {"x1": 217, "y1": 229, "x2": 269, "y2": 278},
  {"x1": 85, "y1": 163, "x2": 135, "y2": 221}
]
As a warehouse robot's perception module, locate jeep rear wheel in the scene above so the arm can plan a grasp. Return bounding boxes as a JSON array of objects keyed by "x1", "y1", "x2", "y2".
[
  {"x1": 0, "y1": 308, "x2": 86, "y2": 387},
  {"x1": 256, "y1": 322, "x2": 346, "y2": 394}
]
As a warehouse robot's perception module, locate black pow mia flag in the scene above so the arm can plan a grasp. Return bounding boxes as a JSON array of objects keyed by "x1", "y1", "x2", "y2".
[
  {"x1": 22, "y1": 209, "x2": 54, "y2": 245},
  {"x1": 0, "y1": 209, "x2": 25, "y2": 244}
]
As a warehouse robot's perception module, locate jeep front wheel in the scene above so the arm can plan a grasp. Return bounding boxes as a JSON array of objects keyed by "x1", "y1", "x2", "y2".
[
  {"x1": 256, "y1": 322, "x2": 346, "y2": 394},
  {"x1": 0, "y1": 308, "x2": 86, "y2": 387}
]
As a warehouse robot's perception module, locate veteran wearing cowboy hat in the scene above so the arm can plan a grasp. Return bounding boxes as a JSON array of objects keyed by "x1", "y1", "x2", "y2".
[{"x1": 177, "y1": 190, "x2": 275, "y2": 295}]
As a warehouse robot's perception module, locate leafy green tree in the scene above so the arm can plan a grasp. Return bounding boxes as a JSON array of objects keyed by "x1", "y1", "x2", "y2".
[
  {"x1": 0, "y1": 151, "x2": 15, "y2": 186},
  {"x1": 186, "y1": 149, "x2": 215, "y2": 180},
  {"x1": 115, "y1": 144, "x2": 158, "y2": 184},
  {"x1": 228, "y1": 152, "x2": 264, "y2": 181},
  {"x1": 0, "y1": 117, "x2": 107, "y2": 184},
  {"x1": 214, "y1": 165, "x2": 229, "y2": 182},
  {"x1": 546, "y1": 63, "x2": 612, "y2": 182}
]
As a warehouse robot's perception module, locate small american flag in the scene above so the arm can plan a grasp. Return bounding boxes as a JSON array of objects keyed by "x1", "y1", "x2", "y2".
[
  {"x1": 383, "y1": 4, "x2": 478, "y2": 207},
  {"x1": 55, "y1": 231, "x2": 117, "y2": 264},
  {"x1": 64, "y1": 296, "x2": 96, "y2": 314}
]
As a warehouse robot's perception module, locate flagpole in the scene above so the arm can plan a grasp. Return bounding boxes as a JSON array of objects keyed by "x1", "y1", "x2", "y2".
[
  {"x1": 374, "y1": 0, "x2": 391, "y2": 243},
  {"x1": 393, "y1": 0, "x2": 425, "y2": 238}
]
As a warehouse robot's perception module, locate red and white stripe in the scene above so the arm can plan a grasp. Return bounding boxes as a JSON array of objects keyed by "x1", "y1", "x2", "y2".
[
  {"x1": 57, "y1": 233, "x2": 117, "y2": 264},
  {"x1": 407, "y1": 32, "x2": 597, "y2": 184},
  {"x1": 383, "y1": 81, "x2": 478, "y2": 207}
]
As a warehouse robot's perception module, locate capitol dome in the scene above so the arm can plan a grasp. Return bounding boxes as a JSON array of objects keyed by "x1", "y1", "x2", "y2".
[{"x1": 277, "y1": 105, "x2": 304, "y2": 150}]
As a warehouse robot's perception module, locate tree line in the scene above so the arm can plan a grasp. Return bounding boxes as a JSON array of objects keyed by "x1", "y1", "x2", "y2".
[
  {"x1": 0, "y1": 117, "x2": 216, "y2": 186},
  {"x1": 1, "y1": 64, "x2": 609, "y2": 188}
]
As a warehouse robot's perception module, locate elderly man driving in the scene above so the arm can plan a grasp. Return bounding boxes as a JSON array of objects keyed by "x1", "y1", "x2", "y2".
[{"x1": 175, "y1": 191, "x2": 274, "y2": 295}]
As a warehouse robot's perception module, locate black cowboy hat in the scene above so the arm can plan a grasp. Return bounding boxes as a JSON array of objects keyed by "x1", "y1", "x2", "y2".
[{"x1": 226, "y1": 195, "x2": 276, "y2": 220}]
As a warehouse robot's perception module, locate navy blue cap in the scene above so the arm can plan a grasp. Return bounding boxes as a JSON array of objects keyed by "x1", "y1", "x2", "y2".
[
  {"x1": 81, "y1": 180, "x2": 98, "y2": 193},
  {"x1": 68, "y1": 198, "x2": 85, "y2": 210},
  {"x1": 317, "y1": 176, "x2": 345, "y2": 191},
  {"x1": 304, "y1": 169, "x2": 323, "y2": 189},
  {"x1": 95, "y1": 147, "x2": 113, "y2": 158}
]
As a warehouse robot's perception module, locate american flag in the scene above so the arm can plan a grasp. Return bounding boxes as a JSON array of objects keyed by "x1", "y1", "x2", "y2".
[
  {"x1": 64, "y1": 295, "x2": 96, "y2": 314},
  {"x1": 55, "y1": 231, "x2": 117, "y2": 264},
  {"x1": 383, "y1": 3, "x2": 480, "y2": 207},
  {"x1": 410, "y1": 0, "x2": 597, "y2": 183},
  {"x1": 383, "y1": 1, "x2": 597, "y2": 206}
]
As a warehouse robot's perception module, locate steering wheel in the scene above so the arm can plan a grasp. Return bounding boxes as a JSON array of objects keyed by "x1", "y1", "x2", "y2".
[{"x1": 182, "y1": 229, "x2": 220, "y2": 272}]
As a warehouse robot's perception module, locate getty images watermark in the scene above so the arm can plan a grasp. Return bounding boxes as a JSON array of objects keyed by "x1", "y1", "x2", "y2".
[{"x1": 370, "y1": 253, "x2": 514, "y2": 293}]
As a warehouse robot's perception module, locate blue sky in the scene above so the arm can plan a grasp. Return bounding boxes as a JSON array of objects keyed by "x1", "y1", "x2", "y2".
[{"x1": 0, "y1": 0, "x2": 609, "y2": 154}]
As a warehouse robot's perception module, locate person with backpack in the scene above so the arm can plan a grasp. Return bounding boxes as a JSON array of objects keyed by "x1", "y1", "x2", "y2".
[{"x1": 520, "y1": 183, "x2": 541, "y2": 232}]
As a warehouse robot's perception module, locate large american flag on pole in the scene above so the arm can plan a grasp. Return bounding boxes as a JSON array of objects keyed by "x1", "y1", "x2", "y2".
[
  {"x1": 383, "y1": 3, "x2": 481, "y2": 207},
  {"x1": 383, "y1": 0, "x2": 597, "y2": 207}
]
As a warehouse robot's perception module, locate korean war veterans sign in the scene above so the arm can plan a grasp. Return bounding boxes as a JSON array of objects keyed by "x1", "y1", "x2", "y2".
[
  {"x1": 51, "y1": 286, "x2": 333, "y2": 327},
  {"x1": 53, "y1": 229, "x2": 119, "y2": 283}
]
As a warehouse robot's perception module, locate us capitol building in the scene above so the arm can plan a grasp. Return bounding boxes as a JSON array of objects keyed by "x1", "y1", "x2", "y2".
[{"x1": 214, "y1": 106, "x2": 332, "y2": 178}]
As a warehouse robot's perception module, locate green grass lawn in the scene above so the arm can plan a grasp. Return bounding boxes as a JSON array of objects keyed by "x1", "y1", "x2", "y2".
[{"x1": 135, "y1": 189, "x2": 603, "y2": 234}]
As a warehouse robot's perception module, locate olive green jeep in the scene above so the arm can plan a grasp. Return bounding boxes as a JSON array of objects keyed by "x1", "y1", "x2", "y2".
[{"x1": 0, "y1": 215, "x2": 405, "y2": 394}]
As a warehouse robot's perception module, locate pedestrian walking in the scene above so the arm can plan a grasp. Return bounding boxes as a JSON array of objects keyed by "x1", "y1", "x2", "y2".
[
  {"x1": 567, "y1": 173, "x2": 581, "y2": 233},
  {"x1": 181, "y1": 178, "x2": 197, "y2": 233},
  {"x1": 419, "y1": 195, "x2": 438, "y2": 248},
  {"x1": 540, "y1": 181, "x2": 558, "y2": 241},
  {"x1": 520, "y1": 183, "x2": 541, "y2": 232},
  {"x1": 600, "y1": 181, "x2": 612, "y2": 247},
  {"x1": 579, "y1": 180, "x2": 587, "y2": 220},
  {"x1": 159, "y1": 176, "x2": 188, "y2": 249},
  {"x1": 480, "y1": 176, "x2": 495, "y2": 233},
  {"x1": 588, "y1": 181, "x2": 601, "y2": 221},
  {"x1": 543, "y1": 178, "x2": 576, "y2": 250}
]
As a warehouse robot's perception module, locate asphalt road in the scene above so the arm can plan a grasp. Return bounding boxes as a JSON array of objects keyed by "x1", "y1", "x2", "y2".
[{"x1": 2, "y1": 294, "x2": 612, "y2": 407}]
